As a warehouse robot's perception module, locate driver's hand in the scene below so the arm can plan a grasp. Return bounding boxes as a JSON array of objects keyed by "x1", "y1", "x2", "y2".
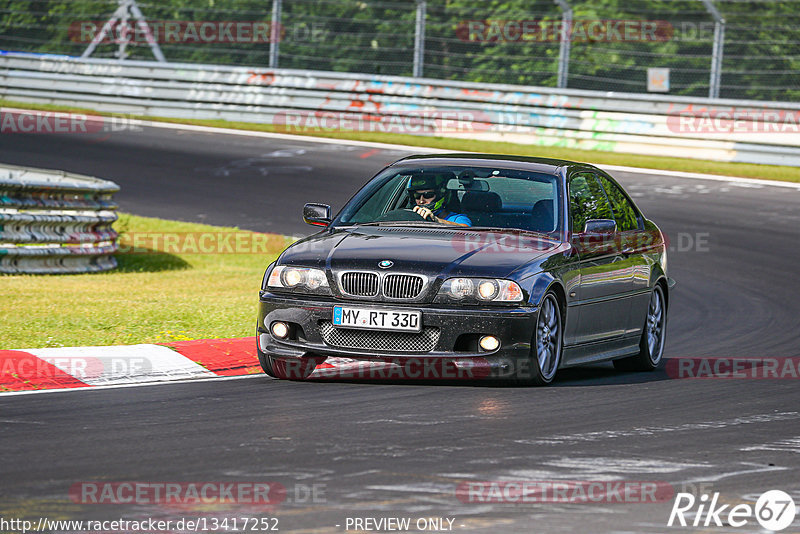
[{"x1": 413, "y1": 206, "x2": 436, "y2": 221}]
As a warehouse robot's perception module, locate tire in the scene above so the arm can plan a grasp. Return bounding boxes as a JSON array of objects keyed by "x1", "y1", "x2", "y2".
[
  {"x1": 613, "y1": 284, "x2": 667, "y2": 372},
  {"x1": 257, "y1": 348, "x2": 279, "y2": 378},
  {"x1": 257, "y1": 348, "x2": 320, "y2": 380},
  {"x1": 515, "y1": 292, "x2": 563, "y2": 386}
]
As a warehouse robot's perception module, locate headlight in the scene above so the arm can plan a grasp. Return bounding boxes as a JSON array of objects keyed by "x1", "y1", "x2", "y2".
[
  {"x1": 448, "y1": 277, "x2": 474, "y2": 299},
  {"x1": 267, "y1": 265, "x2": 331, "y2": 294},
  {"x1": 437, "y1": 278, "x2": 523, "y2": 303},
  {"x1": 282, "y1": 268, "x2": 303, "y2": 287},
  {"x1": 477, "y1": 280, "x2": 499, "y2": 300}
]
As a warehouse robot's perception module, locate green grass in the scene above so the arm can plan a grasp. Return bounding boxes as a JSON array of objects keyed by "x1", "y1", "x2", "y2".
[
  {"x1": 3, "y1": 99, "x2": 800, "y2": 183},
  {"x1": 0, "y1": 213, "x2": 290, "y2": 349}
]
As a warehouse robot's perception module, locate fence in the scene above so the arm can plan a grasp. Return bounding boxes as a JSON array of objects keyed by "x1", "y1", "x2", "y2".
[
  {"x1": 0, "y1": 163, "x2": 119, "y2": 274},
  {"x1": 2, "y1": 52, "x2": 800, "y2": 167},
  {"x1": 0, "y1": 0, "x2": 798, "y2": 102}
]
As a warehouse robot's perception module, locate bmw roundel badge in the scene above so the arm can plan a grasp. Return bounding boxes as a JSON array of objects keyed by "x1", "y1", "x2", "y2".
[{"x1": 378, "y1": 260, "x2": 394, "y2": 269}]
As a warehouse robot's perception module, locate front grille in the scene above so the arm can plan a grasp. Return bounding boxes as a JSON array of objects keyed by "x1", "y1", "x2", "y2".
[
  {"x1": 383, "y1": 274, "x2": 424, "y2": 299},
  {"x1": 319, "y1": 321, "x2": 440, "y2": 353},
  {"x1": 340, "y1": 272, "x2": 379, "y2": 296}
]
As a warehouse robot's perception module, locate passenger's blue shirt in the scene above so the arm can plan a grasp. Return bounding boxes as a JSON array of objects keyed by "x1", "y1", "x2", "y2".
[{"x1": 443, "y1": 213, "x2": 472, "y2": 226}]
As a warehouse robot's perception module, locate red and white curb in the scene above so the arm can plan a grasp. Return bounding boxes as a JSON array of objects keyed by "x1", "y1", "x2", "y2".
[
  {"x1": 0, "y1": 337, "x2": 274, "y2": 394},
  {"x1": 1, "y1": 337, "x2": 475, "y2": 395}
]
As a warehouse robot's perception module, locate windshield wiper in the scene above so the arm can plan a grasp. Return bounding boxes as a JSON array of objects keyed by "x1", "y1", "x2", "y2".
[
  {"x1": 466, "y1": 226, "x2": 557, "y2": 239},
  {"x1": 338, "y1": 221, "x2": 445, "y2": 228}
]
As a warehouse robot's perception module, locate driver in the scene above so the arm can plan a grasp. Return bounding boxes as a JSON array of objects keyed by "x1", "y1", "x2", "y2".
[{"x1": 407, "y1": 174, "x2": 472, "y2": 227}]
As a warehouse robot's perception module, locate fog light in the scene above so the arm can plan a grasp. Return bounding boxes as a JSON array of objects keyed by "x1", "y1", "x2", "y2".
[
  {"x1": 479, "y1": 335, "x2": 500, "y2": 352},
  {"x1": 271, "y1": 321, "x2": 289, "y2": 339}
]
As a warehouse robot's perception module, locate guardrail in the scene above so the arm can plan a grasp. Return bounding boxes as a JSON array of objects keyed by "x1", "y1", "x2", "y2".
[
  {"x1": 2, "y1": 51, "x2": 800, "y2": 166},
  {"x1": 0, "y1": 163, "x2": 119, "y2": 274}
]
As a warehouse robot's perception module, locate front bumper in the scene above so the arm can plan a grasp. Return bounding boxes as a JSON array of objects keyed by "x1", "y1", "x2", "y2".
[{"x1": 257, "y1": 291, "x2": 538, "y2": 371}]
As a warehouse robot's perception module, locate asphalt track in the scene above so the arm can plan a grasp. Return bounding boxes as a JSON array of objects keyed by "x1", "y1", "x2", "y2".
[{"x1": 2, "y1": 124, "x2": 800, "y2": 533}]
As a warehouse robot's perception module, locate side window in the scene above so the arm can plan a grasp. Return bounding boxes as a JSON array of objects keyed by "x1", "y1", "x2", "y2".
[
  {"x1": 568, "y1": 172, "x2": 614, "y2": 233},
  {"x1": 342, "y1": 175, "x2": 404, "y2": 223},
  {"x1": 597, "y1": 175, "x2": 639, "y2": 232}
]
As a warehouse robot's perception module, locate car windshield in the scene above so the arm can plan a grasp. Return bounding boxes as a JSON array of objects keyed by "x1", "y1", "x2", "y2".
[{"x1": 334, "y1": 165, "x2": 562, "y2": 235}]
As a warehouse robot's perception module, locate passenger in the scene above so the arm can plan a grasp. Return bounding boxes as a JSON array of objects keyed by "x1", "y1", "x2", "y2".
[{"x1": 407, "y1": 175, "x2": 472, "y2": 227}]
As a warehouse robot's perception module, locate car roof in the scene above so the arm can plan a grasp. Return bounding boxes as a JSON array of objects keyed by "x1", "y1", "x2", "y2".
[{"x1": 390, "y1": 153, "x2": 598, "y2": 175}]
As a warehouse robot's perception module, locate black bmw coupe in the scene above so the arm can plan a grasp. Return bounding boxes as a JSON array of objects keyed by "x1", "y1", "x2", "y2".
[{"x1": 257, "y1": 154, "x2": 674, "y2": 385}]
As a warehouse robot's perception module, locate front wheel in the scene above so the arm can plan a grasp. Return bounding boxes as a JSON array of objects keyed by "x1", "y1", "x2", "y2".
[
  {"x1": 613, "y1": 284, "x2": 667, "y2": 372},
  {"x1": 515, "y1": 292, "x2": 563, "y2": 386},
  {"x1": 257, "y1": 349, "x2": 321, "y2": 380}
]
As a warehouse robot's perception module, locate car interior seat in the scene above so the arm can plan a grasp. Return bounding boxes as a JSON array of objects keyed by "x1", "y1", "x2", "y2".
[
  {"x1": 461, "y1": 191, "x2": 503, "y2": 227},
  {"x1": 530, "y1": 199, "x2": 555, "y2": 232}
]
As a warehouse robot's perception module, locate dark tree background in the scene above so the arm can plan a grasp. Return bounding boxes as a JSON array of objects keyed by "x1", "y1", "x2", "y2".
[{"x1": 1, "y1": 0, "x2": 798, "y2": 101}]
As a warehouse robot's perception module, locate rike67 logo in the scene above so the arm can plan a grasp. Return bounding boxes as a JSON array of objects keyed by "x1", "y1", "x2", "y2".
[{"x1": 668, "y1": 490, "x2": 796, "y2": 531}]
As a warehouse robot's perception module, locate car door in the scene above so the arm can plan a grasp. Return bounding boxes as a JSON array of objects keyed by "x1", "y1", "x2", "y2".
[
  {"x1": 566, "y1": 171, "x2": 632, "y2": 345},
  {"x1": 595, "y1": 172, "x2": 652, "y2": 337}
]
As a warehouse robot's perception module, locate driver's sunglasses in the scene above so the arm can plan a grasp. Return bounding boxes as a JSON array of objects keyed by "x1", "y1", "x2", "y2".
[{"x1": 413, "y1": 190, "x2": 436, "y2": 200}]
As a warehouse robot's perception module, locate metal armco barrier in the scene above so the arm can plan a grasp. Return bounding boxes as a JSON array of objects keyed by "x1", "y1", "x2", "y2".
[
  {"x1": 2, "y1": 52, "x2": 800, "y2": 166},
  {"x1": 0, "y1": 163, "x2": 119, "y2": 274}
]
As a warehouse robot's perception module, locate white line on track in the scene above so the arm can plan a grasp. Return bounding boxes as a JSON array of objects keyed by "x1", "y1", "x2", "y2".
[
  {"x1": 140, "y1": 117, "x2": 445, "y2": 153},
  {"x1": 8, "y1": 108, "x2": 792, "y2": 190},
  {"x1": 514, "y1": 412, "x2": 800, "y2": 445},
  {"x1": 139, "y1": 116, "x2": 800, "y2": 190},
  {"x1": 0, "y1": 373, "x2": 266, "y2": 398},
  {"x1": 600, "y1": 163, "x2": 800, "y2": 189},
  {"x1": 680, "y1": 462, "x2": 788, "y2": 484}
]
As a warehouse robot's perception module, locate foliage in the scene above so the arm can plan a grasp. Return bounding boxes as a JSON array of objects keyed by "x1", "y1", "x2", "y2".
[{"x1": 0, "y1": 0, "x2": 797, "y2": 100}]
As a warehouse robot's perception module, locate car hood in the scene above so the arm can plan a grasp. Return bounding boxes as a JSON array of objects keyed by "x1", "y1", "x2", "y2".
[{"x1": 280, "y1": 226, "x2": 563, "y2": 279}]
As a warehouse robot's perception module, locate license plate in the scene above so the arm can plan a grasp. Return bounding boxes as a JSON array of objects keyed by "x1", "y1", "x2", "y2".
[{"x1": 332, "y1": 306, "x2": 421, "y2": 332}]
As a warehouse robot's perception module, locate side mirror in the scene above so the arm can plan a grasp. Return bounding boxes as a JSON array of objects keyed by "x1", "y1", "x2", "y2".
[
  {"x1": 303, "y1": 203, "x2": 332, "y2": 227},
  {"x1": 583, "y1": 219, "x2": 617, "y2": 235}
]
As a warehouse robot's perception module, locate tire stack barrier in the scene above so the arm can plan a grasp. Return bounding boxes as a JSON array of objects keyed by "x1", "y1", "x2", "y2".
[{"x1": 0, "y1": 164, "x2": 119, "y2": 274}]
